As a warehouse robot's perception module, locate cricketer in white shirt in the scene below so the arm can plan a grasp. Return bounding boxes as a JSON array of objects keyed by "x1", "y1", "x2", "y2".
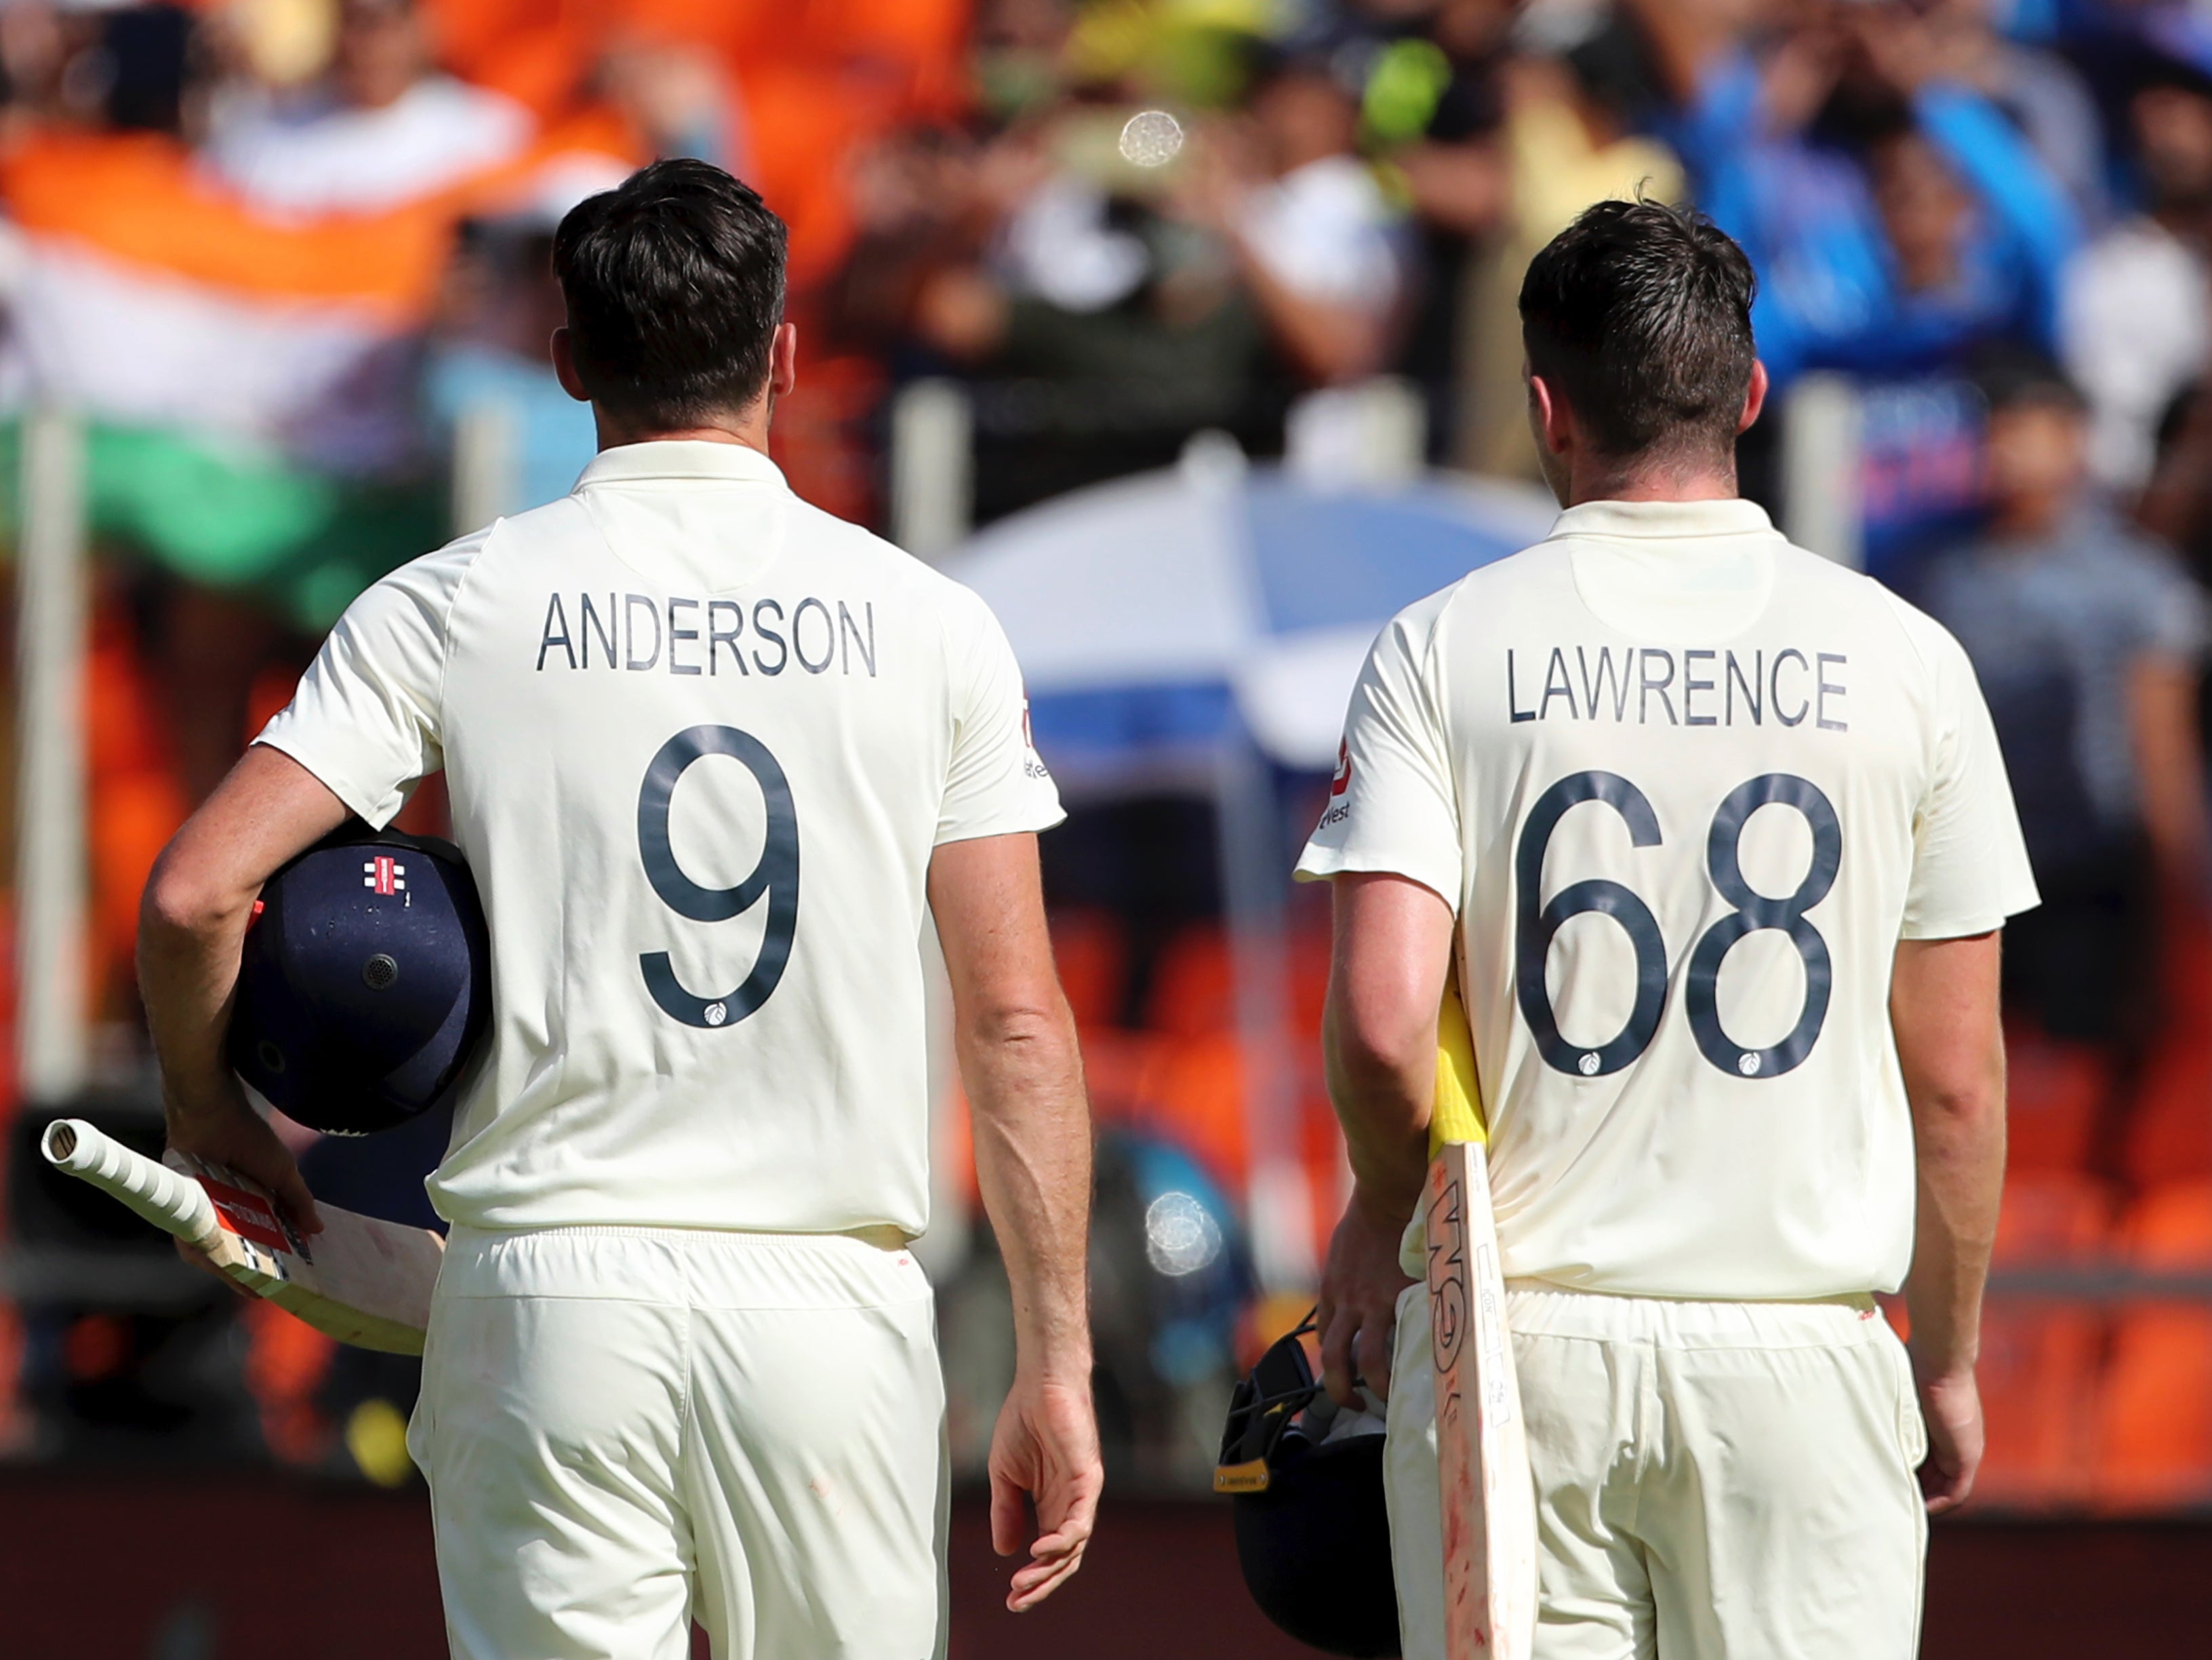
[
  {"x1": 260, "y1": 440, "x2": 1062, "y2": 1238},
  {"x1": 249, "y1": 440, "x2": 1072, "y2": 1659},
  {"x1": 138, "y1": 159, "x2": 1099, "y2": 1660},
  {"x1": 1302, "y1": 496, "x2": 2038, "y2": 1659}
]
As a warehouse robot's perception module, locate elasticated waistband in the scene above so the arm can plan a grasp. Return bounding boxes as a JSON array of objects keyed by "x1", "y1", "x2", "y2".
[
  {"x1": 1501, "y1": 1283, "x2": 1892, "y2": 1351},
  {"x1": 437, "y1": 1223, "x2": 929, "y2": 1311}
]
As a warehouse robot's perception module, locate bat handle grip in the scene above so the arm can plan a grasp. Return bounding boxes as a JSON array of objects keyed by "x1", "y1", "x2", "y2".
[{"x1": 41, "y1": 1118, "x2": 222, "y2": 1250}]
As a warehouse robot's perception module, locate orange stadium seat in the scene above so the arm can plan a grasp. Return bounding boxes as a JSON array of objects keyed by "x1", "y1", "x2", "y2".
[
  {"x1": 1143, "y1": 925, "x2": 1236, "y2": 1039},
  {"x1": 240, "y1": 1298, "x2": 338, "y2": 1467},
  {"x1": 1048, "y1": 908, "x2": 1129, "y2": 1031},
  {"x1": 2121, "y1": 921, "x2": 2212, "y2": 1186},
  {"x1": 86, "y1": 601, "x2": 190, "y2": 1013},
  {"x1": 1973, "y1": 1171, "x2": 2111, "y2": 1507},
  {"x1": 1287, "y1": 923, "x2": 1331, "y2": 1035},
  {"x1": 422, "y1": 0, "x2": 973, "y2": 280},
  {"x1": 1136, "y1": 1031, "x2": 1249, "y2": 1189},
  {"x1": 1076, "y1": 1027, "x2": 1167, "y2": 1132},
  {"x1": 2001, "y1": 1024, "x2": 2111, "y2": 1174},
  {"x1": 2093, "y1": 1181, "x2": 2212, "y2": 1512}
]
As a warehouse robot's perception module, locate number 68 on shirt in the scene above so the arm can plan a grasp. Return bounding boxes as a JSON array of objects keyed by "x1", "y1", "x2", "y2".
[{"x1": 1516, "y1": 768, "x2": 1841, "y2": 1082}]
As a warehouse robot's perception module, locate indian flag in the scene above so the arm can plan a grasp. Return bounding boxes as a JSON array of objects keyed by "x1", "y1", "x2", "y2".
[{"x1": 0, "y1": 117, "x2": 637, "y2": 623}]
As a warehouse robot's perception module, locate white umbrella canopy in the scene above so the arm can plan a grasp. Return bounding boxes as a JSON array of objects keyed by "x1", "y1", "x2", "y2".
[{"x1": 940, "y1": 449, "x2": 1558, "y2": 786}]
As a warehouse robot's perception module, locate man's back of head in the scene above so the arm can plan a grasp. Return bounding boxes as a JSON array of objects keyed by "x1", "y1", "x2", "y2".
[
  {"x1": 1519, "y1": 198, "x2": 1761, "y2": 496},
  {"x1": 552, "y1": 159, "x2": 789, "y2": 437}
]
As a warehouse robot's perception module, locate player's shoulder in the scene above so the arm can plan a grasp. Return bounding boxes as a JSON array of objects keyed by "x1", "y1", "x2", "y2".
[
  {"x1": 1396, "y1": 538, "x2": 1576, "y2": 642},
  {"x1": 1752, "y1": 537, "x2": 1965, "y2": 673},
  {"x1": 344, "y1": 522, "x2": 498, "y2": 626},
  {"x1": 778, "y1": 495, "x2": 1013, "y2": 663},
  {"x1": 1808, "y1": 553, "x2": 1978, "y2": 691},
  {"x1": 781, "y1": 493, "x2": 971, "y2": 593}
]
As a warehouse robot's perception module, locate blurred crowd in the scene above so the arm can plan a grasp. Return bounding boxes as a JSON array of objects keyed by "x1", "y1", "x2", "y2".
[{"x1": 3, "y1": 0, "x2": 2212, "y2": 1499}]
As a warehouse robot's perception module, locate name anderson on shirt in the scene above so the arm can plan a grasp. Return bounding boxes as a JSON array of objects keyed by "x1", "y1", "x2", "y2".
[
  {"x1": 535, "y1": 592, "x2": 878, "y2": 679},
  {"x1": 1506, "y1": 645, "x2": 1847, "y2": 732}
]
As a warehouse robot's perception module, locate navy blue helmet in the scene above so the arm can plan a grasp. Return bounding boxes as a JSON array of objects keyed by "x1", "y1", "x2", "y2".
[
  {"x1": 1218, "y1": 1314, "x2": 1400, "y2": 1657},
  {"x1": 230, "y1": 829, "x2": 491, "y2": 1137}
]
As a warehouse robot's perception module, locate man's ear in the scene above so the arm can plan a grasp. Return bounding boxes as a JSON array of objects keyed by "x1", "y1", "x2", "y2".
[
  {"x1": 768, "y1": 321, "x2": 799, "y2": 401},
  {"x1": 1528, "y1": 371, "x2": 1574, "y2": 458},
  {"x1": 550, "y1": 328, "x2": 589, "y2": 403},
  {"x1": 1738, "y1": 359, "x2": 1769, "y2": 434}
]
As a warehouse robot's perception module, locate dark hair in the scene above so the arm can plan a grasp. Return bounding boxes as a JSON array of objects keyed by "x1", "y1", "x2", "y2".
[
  {"x1": 552, "y1": 159, "x2": 788, "y2": 428},
  {"x1": 1973, "y1": 347, "x2": 2087, "y2": 418},
  {"x1": 1519, "y1": 198, "x2": 1758, "y2": 462}
]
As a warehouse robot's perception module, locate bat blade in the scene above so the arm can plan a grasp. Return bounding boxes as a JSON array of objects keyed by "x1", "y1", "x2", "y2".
[
  {"x1": 41, "y1": 1118, "x2": 443, "y2": 1356},
  {"x1": 1427, "y1": 1137, "x2": 1536, "y2": 1659}
]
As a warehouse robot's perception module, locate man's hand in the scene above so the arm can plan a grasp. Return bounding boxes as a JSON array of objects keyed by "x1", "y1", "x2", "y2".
[
  {"x1": 987, "y1": 1370, "x2": 1103, "y2": 1613},
  {"x1": 167, "y1": 1079, "x2": 322, "y2": 1237},
  {"x1": 1916, "y1": 1366, "x2": 1984, "y2": 1515},
  {"x1": 931, "y1": 833, "x2": 1098, "y2": 1612},
  {"x1": 1318, "y1": 1187, "x2": 1416, "y2": 1409}
]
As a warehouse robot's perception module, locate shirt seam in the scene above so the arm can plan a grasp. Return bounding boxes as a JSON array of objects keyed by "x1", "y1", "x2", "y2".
[{"x1": 434, "y1": 523, "x2": 496, "y2": 743}]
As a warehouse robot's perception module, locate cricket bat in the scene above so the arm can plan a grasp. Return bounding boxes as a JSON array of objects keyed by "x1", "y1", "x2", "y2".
[
  {"x1": 1426, "y1": 979, "x2": 1536, "y2": 1658},
  {"x1": 40, "y1": 1118, "x2": 444, "y2": 1356}
]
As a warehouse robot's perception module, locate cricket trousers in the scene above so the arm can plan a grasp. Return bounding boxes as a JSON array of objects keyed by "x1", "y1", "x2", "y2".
[
  {"x1": 409, "y1": 1225, "x2": 949, "y2": 1660},
  {"x1": 1387, "y1": 1282, "x2": 1930, "y2": 1660}
]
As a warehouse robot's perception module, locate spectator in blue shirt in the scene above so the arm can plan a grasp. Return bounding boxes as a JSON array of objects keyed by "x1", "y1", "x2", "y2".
[
  {"x1": 1677, "y1": 10, "x2": 2081, "y2": 384},
  {"x1": 1918, "y1": 357, "x2": 2208, "y2": 1116}
]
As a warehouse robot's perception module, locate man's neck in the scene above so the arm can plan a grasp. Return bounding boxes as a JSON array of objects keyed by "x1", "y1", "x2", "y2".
[
  {"x1": 1565, "y1": 457, "x2": 1739, "y2": 507},
  {"x1": 594, "y1": 410, "x2": 771, "y2": 457}
]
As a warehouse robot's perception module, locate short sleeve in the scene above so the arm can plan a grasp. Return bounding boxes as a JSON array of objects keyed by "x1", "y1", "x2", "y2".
[
  {"x1": 254, "y1": 538, "x2": 477, "y2": 827},
  {"x1": 1295, "y1": 595, "x2": 1464, "y2": 908},
  {"x1": 936, "y1": 588, "x2": 1065, "y2": 846},
  {"x1": 2137, "y1": 549, "x2": 2210, "y2": 663},
  {"x1": 1902, "y1": 619, "x2": 2041, "y2": 939}
]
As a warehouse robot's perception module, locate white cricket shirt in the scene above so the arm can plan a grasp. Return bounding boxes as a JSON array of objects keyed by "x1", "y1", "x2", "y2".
[
  {"x1": 1297, "y1": 498, "x2": 2037, "y2": 1299},
  {"x1": 258, "y1": 441, "x2": 1063, "y2": 1236}
]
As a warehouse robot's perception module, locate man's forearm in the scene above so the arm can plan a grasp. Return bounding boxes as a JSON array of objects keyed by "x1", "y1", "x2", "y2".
[
  {"x1": 1323, "y1": 871, "x2": 1457, "y2": 1223},
  {"x1": 1324, "y1": 1023, "x2": 1433, "y2": 1227},
  {"x1": 1893, "y1": 936, "x2": 2008, "y2": 1381},
  {"x1": 962, "y1": 1006, "x2": 1093, "y2": 1378},
  {"x1": 1905, "y1": 1096, "x2": 2004, "y2": 1379},
  {"x1": 138, "y1": 851, "x2": 258, "y2": 1123}
]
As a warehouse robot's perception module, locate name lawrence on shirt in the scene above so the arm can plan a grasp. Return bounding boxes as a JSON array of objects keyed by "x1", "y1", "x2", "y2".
[
  {"x1": 536, "y1": 591, "x2": 879, "y2": 679},
  {"x1": 1506, "y1": 644, "x2": 1849, "y2": 732}
]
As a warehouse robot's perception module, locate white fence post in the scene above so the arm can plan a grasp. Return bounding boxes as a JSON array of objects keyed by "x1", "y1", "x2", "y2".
[
  {"x1": 1286, "y1": 376, "x2": 1427, "y2": 488},
  {"x1": 1782, "y1": 372, "x2": 1865, "y2": 569},
  {"x1": 890, "y1": 378, "x2": 973, "y2": 561},
  {"x1": 451, "y1": 399, "x2": 521, "y2": 535},
  {"x1": 16, "y1": 408, "x2": 90, "y2": 1103}
]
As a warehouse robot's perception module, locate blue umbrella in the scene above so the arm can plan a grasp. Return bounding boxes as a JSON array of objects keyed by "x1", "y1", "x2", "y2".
[{"x1": 940, "y1": 450, "x2": 1556, "y2": 785}]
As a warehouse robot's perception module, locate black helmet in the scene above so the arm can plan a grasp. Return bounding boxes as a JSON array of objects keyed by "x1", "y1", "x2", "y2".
[
  {"x1": 1217, "y1": 1314, "x2": 1399, "y2": 1657},
  {"x1": 230, "y1": 828, "x2": 491, "y2": 1137}
]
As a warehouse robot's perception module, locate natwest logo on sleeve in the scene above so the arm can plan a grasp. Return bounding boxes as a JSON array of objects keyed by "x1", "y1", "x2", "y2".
[{"x1": 1331, "y1": 739, "x2": 1352, "y2": 797}]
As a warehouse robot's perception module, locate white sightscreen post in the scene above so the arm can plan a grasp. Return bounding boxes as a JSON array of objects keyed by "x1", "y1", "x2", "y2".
[
  {"x1": 16, "y1": 408, "x2": 90, "y2": 1103},
  {"x1": 451, "y1": 399, "x2": 521, "y2": 535},
  {"x1": 889, "y1": 378, "x2": 973, "y2": 562},
  {"x1": 1215, "y1": 736, "x2": 1314, "y2": 1292},
  {"x1": 1781, "y1": 372, "x2": 1864, "y2": 569},
  {"x1": 1285, "y1": 376, "x2": 1426, "y2": 488}
]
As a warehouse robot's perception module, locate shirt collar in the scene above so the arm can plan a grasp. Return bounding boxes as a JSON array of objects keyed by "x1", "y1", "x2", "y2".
[
  {"x1": 575, "y1": 439, "x2": 788, "y2": 492},
  {"x1": 1546, "y1": 496, "x2": 1778, "y2": 542}
]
